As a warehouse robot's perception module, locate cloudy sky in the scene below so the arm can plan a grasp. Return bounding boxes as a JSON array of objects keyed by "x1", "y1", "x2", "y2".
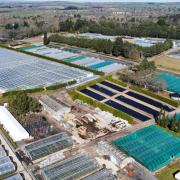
[{"x1": 1, "y1": 0, "x2": 180, "y2": 2}]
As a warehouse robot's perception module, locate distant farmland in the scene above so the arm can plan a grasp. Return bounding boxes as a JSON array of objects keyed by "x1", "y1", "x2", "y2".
[{"x1": 153, "y1": 54, "x2": 180, "y2": 73}]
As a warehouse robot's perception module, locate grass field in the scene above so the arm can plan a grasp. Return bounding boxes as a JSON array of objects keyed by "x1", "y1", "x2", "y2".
[
  {"x1": 153, "y1": 54, "x2": 180, "y2": 73},
  {"x1": 156, "y1": 160, "x2": 180, "y2": 180}
]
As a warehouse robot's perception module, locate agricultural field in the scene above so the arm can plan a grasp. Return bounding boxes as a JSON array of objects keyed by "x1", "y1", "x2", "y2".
[
  {"x1": 156, "y1": 160, "x2": 180, "y2": 180},
  {"x1": 152, "y1": 53, "x2": 180, "y2": 74}
]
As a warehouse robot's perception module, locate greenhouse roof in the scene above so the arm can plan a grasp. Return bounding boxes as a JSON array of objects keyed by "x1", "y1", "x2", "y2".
[
  {"x1": 0, "y1": 106, "x2": 29, "y2": 142},
  {"x1": 0, "y1": 47, "x2": 92, "y2": 92},
  {"x1": 112, "y1": 125, "x2": 180, "y2": 172},
  {"x1": 0, "y1": 156, "x2": 15, "y2": 177},
  {"x1": 24, "y1": 132, "x2": 73, "y2": 160}
]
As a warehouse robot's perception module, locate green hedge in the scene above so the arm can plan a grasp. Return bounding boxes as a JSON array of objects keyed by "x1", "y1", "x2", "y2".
[
  {"x1": 106, "y1": 75, "x2": 127, "y2": 87},
  {"x1": 46, "y1": 80, "x2": 76, "y2": 90},
  {"x1": 76, "y1": 75, "x2": 127, "y2": 91},
  {"x1": 68, "y1": 89, "x2": 133, "y2": 124},
  {"x1": 130, "y1": 86, "x2": 179, "y2": 107},
  {"x1": 76, "y1": 77, "x2": 105, "y2": 91},
  {"x1": 2, "y1": 87, "x2": 45, "y2": 97},
  {"x1": 0, "y1": 44, "x2": 104, "y2": 76},
  {"x1": 0, "y1": 124, "x2": 17, "y2": 148},
  {"x1": 3, "y1": 80, "x2": 77, "y2": 96}
]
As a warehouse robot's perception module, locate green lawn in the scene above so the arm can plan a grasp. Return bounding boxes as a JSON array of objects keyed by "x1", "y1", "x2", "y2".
[{"x1": 156, "y1": 160, "x2": 180, "y2": 180}]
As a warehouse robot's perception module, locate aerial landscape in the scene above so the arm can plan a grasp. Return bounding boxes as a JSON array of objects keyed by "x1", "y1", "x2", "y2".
[{"x1": 0, "y1": 0, "x2": 179, "y2": 180}]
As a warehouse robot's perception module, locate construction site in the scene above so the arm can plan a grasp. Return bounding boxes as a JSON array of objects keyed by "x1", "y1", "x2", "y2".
[{"x1": 38, "y1": 91, "x2": 131, "y2": 144}]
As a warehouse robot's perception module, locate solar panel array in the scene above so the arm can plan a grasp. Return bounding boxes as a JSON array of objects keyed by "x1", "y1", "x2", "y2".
[
  {"x1": 112, "y1": 125, "x2": 180, "y2": 172},
  {"x1": 41, "y1": 153, "x2": 99, "y2": 180},
  {"x1": 80, "y1": 80, "x2": 175, "y2": 122},
  {"x1": 23, "y1": 45, "x2": 126, "y2": 73},
  {"x1": 0, "y1": 48, "x2": 93, "y2": 92},
  {"x1": 24, "y1": 132, "x2": 73, "y2": 160},
  {"x1": 0, "y1": 156, "x2": 15, "y2": 177}
]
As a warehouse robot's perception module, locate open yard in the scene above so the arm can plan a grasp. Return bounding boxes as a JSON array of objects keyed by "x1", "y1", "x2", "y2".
[
  {"x1": 152, "y1": 54, "x2": 180, "y2": 74},
  {"x1": 156, "y1": 159, "x2": 180, "y2": 180}
]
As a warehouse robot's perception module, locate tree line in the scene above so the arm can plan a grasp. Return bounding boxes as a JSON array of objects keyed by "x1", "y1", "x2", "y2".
[
  {"x1": 49, "y1": 34, "x2": 173, "y2": 61},
  {"x1": 157, "y1": 109, "x2": 180, "y2": 134},
  {"x1": 119, "y1": 59, "x2": 167, "y2": 92},
  {"x1": 59, "y1": 18, "x2": 180, "y2": 39},
  {"x1": 49, "y1": 34, "x2": 113, "y2": 54},
  {"x1": 8, "y1": 91, "x2": 42, "y2": 121}
]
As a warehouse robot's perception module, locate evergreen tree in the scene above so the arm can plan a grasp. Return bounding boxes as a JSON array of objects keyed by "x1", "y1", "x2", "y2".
[
  {"x1": 177, "y1": 120, "x2": 180, "y2": 134},
  {"x1": 8, "y1": 92, "x2": 42, "y2": 120},
  {"x1": 112, "y1": 37, "x2": 124, "y2": 57},
  {"x1": 43, "y1": 32, "x2": 50, "y2": 45},
  {"x1": 170, "y1": 116, "x2": 177, "y2": 132}
]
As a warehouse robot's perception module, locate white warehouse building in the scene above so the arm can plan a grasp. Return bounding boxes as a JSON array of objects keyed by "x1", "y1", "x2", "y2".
[
  {"x1": 0, "y1": 106, "x2": 29, "y2": 142},
  {"x1": 39, "y1": 95, "x2": 71, "y2": 122}
]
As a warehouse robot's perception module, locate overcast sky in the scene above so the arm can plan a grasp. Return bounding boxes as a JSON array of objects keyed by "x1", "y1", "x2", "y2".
[{"x1": 1, "y1": 0, "x2": 180, "y2": 2}]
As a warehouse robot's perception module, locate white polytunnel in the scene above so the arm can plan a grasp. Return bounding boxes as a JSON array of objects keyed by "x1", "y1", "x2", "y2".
[{"x1": 0, "y1": 106, "x2": 29, "y2": 142}]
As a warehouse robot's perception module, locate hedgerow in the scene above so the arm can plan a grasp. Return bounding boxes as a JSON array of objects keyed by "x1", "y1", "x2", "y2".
[{"x1": 130, "y1": 86, "x2": 179, "y2": 107}]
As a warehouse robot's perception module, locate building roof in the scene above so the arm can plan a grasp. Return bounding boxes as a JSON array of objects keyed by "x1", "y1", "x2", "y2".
[
  {"x1": 24, "y1": 132, "x2": 73, "y2": 160},
  {"x1": 171, "y1": 93, "x2": 180, "y2": 98},
  {"x1": 40, "y1": 95, "x2": 70, "y2": 112},
  {"x1": 5, "y1": 173, "x2": 23, "y2": 180},
  {"x1": 175, "y1": 171, "x2": 180, "y2": 180},
  {"x1": 0, "y1": 156, "x2": 16, "y2": 176},
  {"x1": 0, "y1": 106, "x2": 29, "y2": 142},
  {"x1": 0, "y1": 145, "x2": 7, "y2": 159}
]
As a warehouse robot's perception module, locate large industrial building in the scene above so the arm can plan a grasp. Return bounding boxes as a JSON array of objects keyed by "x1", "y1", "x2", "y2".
[{"x1": 0, "y1": 106, "x2": 29, "y2": 142}]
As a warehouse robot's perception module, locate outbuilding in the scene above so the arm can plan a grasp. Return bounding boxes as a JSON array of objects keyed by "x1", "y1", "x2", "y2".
[
  {"x1": 0, "y1": 106, "x2": 29, "y2": 142},
  {"x1": 170, "y1": 93, "x2": 180, "y2": 101}
]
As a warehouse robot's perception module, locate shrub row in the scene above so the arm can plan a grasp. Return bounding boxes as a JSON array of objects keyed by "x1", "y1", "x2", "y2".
[
  {"x1": 0, "y1": 44, "x2": 104, "y2": 76},
  {"x1": 0, "y1": 124, "x2": 17, "y2": 148},
  {"x1": 130, "y1": 86, "x2": 179, "y2": 107},
  {"x1": 3, "y1": 80, "x2": 76, "y2": 97},
  {"x1": 68, "y1": 89, "x2": 134, "y2": 124},
  {"x1": 46, "y1": 80, "x2": 76, "y2": 90},
  {"x1": 76, "y1": 77, "x2": 105, "y2": 91},
  {"x1": 106, "y1": 75, "x2": 127, "y2": 87},
  {"x1": 76, "y1": 75, "x2": 127, "y2": 92},
  {"x1": 3, "y1": 87, "x2": 45, "y2": 97}
]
